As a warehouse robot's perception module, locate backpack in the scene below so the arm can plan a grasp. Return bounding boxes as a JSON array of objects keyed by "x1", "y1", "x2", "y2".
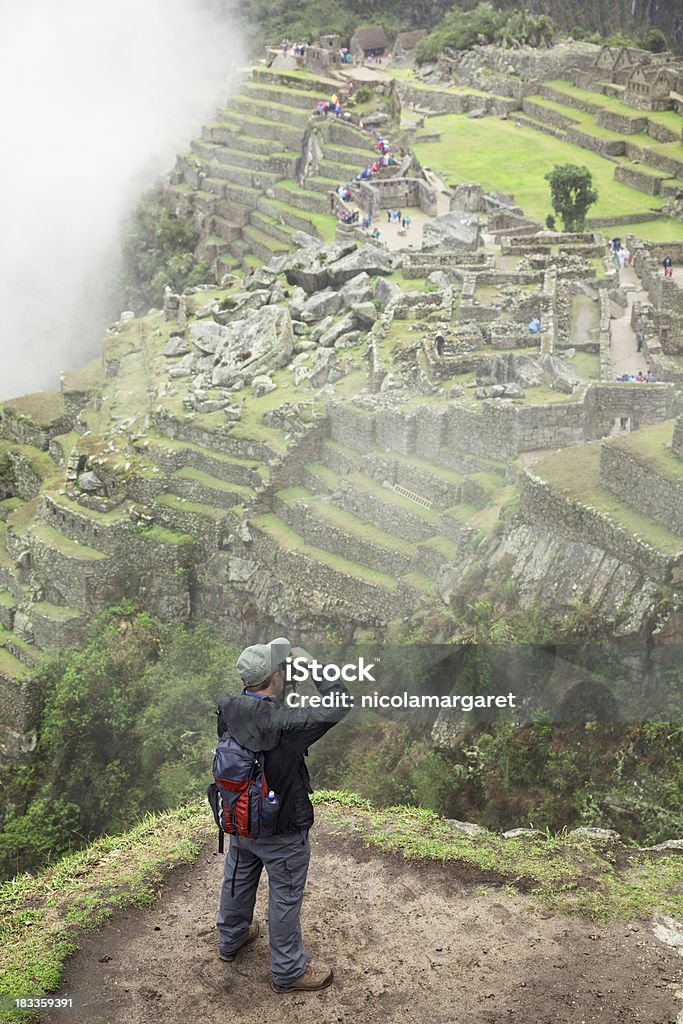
[{"x1": 207, "y1": 730, "x2": 280, "y2": 852}]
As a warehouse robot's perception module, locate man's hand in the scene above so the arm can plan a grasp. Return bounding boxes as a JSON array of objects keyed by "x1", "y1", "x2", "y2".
[{"x1": 290, "y1": 646, "x2": 315, "y2": 665}]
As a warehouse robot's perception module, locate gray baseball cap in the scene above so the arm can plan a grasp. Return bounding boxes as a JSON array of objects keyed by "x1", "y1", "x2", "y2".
[{"x1": 236, "y1": 637, "x2": 291, "y2": 685}]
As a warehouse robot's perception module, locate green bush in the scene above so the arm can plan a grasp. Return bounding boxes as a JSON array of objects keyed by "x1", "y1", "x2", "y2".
[
  {"x1": 0, "y1": 608, "x2": 238, "y2": 879},
  {"x1": 120, "y1": 188, "x2": 207, "y2": 313}
]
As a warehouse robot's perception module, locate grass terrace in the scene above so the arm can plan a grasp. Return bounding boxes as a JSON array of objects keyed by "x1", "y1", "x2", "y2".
[
  {"x1": 544, "y1": 80, "x2": 683, "y2": 135},
  {"x1": 413, "y1": 115, "x2": 671, "y2": 226},
  {"x1": 533, "y1": 443, "x2": 683, "y2": 555},
  {"x1": 606, "y1": 420, "x2": 683, "y2": 484}
]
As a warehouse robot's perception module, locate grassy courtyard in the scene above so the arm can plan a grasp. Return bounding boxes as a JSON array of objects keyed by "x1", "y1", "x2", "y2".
[{"x1": 412, "y1": 114, "x2": 682, "y2": 241}]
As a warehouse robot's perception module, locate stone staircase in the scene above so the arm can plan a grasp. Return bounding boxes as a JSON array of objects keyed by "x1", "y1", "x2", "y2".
[{"x1": 169, "y1": 67, "x2": 381, "y2": 272}]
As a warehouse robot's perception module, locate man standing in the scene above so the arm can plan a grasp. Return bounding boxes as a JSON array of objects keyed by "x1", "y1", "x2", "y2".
[{"x1": 215, "y1": 637, "x2": 351, "y2": 993}]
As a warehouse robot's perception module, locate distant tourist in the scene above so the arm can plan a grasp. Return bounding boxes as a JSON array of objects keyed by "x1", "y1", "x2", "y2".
[
  {"x1": 663, "y1": 255, "x2": 673, "y2": 278},
  {"x1": 622, "y1": 246, "x2": 630, "y2": 268},
  {"x1": 528, "y1": 316, "x2": 541, "y2": 334}
]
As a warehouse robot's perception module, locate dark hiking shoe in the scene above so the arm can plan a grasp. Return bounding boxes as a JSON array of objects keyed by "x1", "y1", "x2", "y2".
[
  {"x1": 219, "y1": 920, "x2": 260, "y2": 962},
  {"x1": 271, "y1": 963, "x2": 334, "y2": 994}
]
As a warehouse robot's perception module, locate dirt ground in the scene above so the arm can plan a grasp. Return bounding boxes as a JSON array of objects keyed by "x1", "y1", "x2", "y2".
[{"x1": 44, "y1": 820, "x2": 683, "y2": 1024}]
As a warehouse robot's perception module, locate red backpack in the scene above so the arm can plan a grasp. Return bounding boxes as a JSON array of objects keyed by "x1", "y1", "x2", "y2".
[{"x1": 207, "y1": 730, "x2": 279, "y2": 852}]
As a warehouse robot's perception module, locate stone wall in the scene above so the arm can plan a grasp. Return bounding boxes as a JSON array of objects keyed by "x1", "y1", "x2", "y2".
[
  {"x1": 336, "y1": 478, "x2": 436, "y2": 543},
  {"x1": 614, "y1": 164, "x2": 665, "y2": 195},
  {"x1": 358, "y1": 177, "x2": 437, "y2": 217},
  {"x1": 584, "y1": 383, "x2": 678, "y2": 437},
  {"x1": 445, "y1": 404, "x2": 517, "y2": 459},
  {"x1": 566, "y1": 127, "x2": 625, "y2": 157},
  {"x1": 673, "y1": 417, "x2": 683, "y2": 458},
  {"x1": 363, "y1": 453, "x2": 462, "y2": 508},
  {"x1": 522, "y1": 98, "x2": 576, "y2": 131},
  {"x1": 374, "y1": 408, "x2": 416, "y2": 455},
  {"x1": 28, "y1": 604, "x2": 86, "y2": 653},
  {"x1": 515, "y1": 401, "x2": 585, "y2": 450},
  {"x1": 625, "y1": 141, "x2": 683, "y2": 179},
  {"x1": 272, "y1": 494, "x2": 413, "y2": 576},
  {"x1": 396, "y1": 81, "x2": 517, "y2": 116},
  {"x1": 596, "y1": 110, "x2": 649, "y2": 134},
  {"x1": 518, "y1": 471, "x2": 676, "y2": 581},
  {"x1": 7, "y1": 453, "x2": 42, "y2": 501},
  {"x1": 249, "y1": 520, "x2": 396, "y2": 622},
  {"x1": 328, "y1": 402, "x2": 375, "y2": 452},
  {"x1": 40, "y1": 495, "x2": 131, "y2": 555},
  {"x1": 599, "y1": 441, "x2": 683, "y2": 538},
  {"x1": 0, "y1": 407, "x2": 73, "y2": 451},
  {"x1": 0, "y1": 671, "x2": 41, "y2": 758},
  {"x1": 151, "y1": 409, "x2": 277, "y2": 461},
  {"x1": 452, "y1": 42, "x2": 599, "y2": 94}
]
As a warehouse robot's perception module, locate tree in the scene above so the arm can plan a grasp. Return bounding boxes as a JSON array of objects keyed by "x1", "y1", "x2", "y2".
[{"x1": 545, "y1": 164, "x2": 598, "y2": 232}]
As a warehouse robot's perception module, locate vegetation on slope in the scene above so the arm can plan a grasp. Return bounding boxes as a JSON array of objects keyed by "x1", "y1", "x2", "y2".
[
  {"x1": 230, "y1": 0, "x2": 679, "y2": 54},
  {"x1": 0, "y1": 604, "x2": 238, "y2": 880},
  {"x1": 120, "y1": 187, "x2": 208, "y2": 314}
]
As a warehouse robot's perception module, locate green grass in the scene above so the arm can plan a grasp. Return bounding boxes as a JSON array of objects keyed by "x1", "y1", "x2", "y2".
[
  {"x1": 135, "y1": 524, "x2": 196, "y2": 547},
  {"x1": 252, "y1": 512, "x2": 398, "y2": 590},
  {"x1": 420, "y1": 535, "x2": 457, "y2": 559},
  {"x1": 30, "y1": 525, "x2": 107, "y2": 561},
  {"x1": 1, "y1": 392, "x2": 64, "y2": 426},
  {"x1": 155, "y1": 494, "x2": 229, "y2": 522},
  {"x1": 281, "y1": 487, "x2": 417, "y2": 556},
  {"x1": 0, "y1": 804, "x2": 212, "y2": 1024},
  {"x1": 544, "y1": 80, "x2": 682, "y2": 134},
  {"x1": 304, "y1": 210, "x2": 337, "y2": 243},
  {"x1": 607, "y1": 420, "x2": 683, "y2": 484},
  {"x1": 0, "y1": 646, "x2": 27, "y2": 679},
  {"x1": 2, "y1": 791, "x2": 680, "y2": 1024},
  {"x1": 413, "y1": 114, "x2": 676, "y2": 228},
  {"x1": 172, "y1": 466, "x2": 254, "y2": 498},
  {"x1": 403, "y1": 571, "x2": 438, "y2": 597},
  {"x1": 618, "y1": 219, "x2": 683, "y2": 243},
  {"x1": 568, "y1": 351, "x2": 600, "y2": 380},
  {"x1": 534, "y1": 444, "x2": 683, "y2": 555},
  {"x1": 29, "y1": 602, "x2": 82, "y2": 622},
  {"x1": 313, "y1": 792, "x2": 683, "y2": 921},
  {"x1": 347, "y1": 471, "x2": 440, "y2": 524}
]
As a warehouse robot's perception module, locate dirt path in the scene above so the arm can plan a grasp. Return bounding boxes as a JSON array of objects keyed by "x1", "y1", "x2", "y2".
[
  {"x1": 610, "y1": 264, "x2": 648, "y2": 379},
  {"x1": 44, "y1": 821, "x2": 682, "y2": 1024}
]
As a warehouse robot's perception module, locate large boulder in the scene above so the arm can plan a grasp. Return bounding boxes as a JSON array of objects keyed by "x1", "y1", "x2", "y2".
[
  {"x1": 211, "y1": 305, "x2": 294, "y2": 388},
  {"x1": 300, "y1": 289, "x2": 343, "y2": 323},
  {"x1": 351, "y1": 302, "x2": 377, "y2": 327},
  {"x1": 283, "y1": 241, "x2": 357, "y2": 293},
  {"x1": 422, "y1": 211, "x2": 481, "y2": 250},
  {"x1": 340, "y1": 272, "x2": 374, "y2": 307},
  {"x1": 374, "y1": 276, "x2": 403, "y2": 307},
  {"x1": 326, "y1": 246, "x2": 394, "y2": 286},
  {"x1": 318, "y1": 313, "x2": 358, "y2": 348}
]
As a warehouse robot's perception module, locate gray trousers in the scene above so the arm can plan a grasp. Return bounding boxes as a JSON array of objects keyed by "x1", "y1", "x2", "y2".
[{"x1": 216, "y1": 830, "x2": 311, "y2": 986}]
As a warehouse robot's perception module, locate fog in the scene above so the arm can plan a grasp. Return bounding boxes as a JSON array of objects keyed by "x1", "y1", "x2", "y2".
[{"x1": 0, "y1": 0, "x2": 244, "y2": 401}]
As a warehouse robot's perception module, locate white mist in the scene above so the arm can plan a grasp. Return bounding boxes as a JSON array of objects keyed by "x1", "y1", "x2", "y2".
[{"x1": 0, "y1": 0, "x2": 244, "y2": 401}]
